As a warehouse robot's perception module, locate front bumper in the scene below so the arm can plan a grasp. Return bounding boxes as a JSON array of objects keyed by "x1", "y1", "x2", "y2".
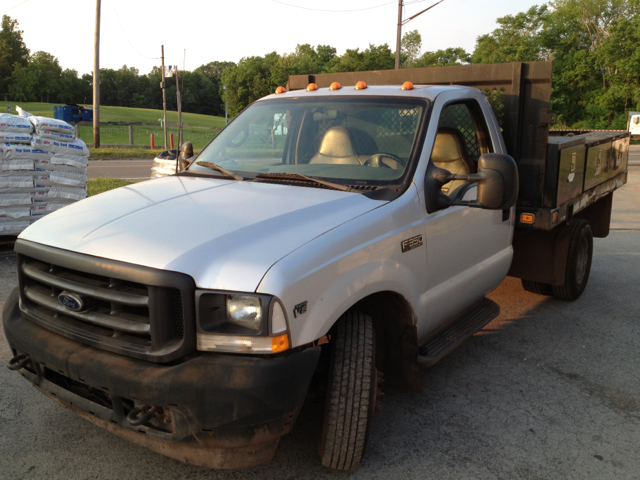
[{"x1": 3, "y1": 288, "x2": 321, "y2": 469}]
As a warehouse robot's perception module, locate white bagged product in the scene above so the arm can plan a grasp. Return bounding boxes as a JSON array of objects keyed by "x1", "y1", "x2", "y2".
[
  {"x1": 0, "y1": 173, "x2": 34, "y2": 188},
  {"x1": 1, "y1": 160, "x2": 34, "y2": 171},
  {"x1": 0, "y1": 132, "x2": 32, "y2": 144},
  {"x1": 0, "y1": 206, "x2": 30, "y2": 219},
  {"x1": 37, "y1": 130, "x2": 76, "y2": 142},
  {"x1": 34, "y1": 173, "x2": 50, "y2": 187},
  {"x1": 32, "y1": 136, "x2": 90, "y2": 157},
  {"x1": 48, "y1": 186, "x2": 87, "y2": 201},
  {"x1": 0, "y1": 221, "x2": 30, "y2": 233},
  {"x1": 45, "y1": 202, "x2": 72, "y2": 212},
  {"x1": 0, "y1": 193, "x2": 32, "y2": 206},
  {"x1": 1, "y1": 144, "x2": 52, "y2": 161},
  {"x1": 49, "y1": 171, "x2": 87, "y2": 187},
  {"x1": 15, "y1": 106, "x2": 32, "y2": 118},
  {"x1": 28, "y1": 116, "x2": 74, "y2": 135},
  {"x1": 0, "y1": 113, "x2": 33, "y2": 134},
  {"x1": 51, "y1": 153, "x2": 88, "y2": 169}
]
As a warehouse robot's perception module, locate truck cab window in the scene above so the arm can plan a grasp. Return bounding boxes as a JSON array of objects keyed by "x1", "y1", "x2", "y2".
[{"x1": 434, "y1": 102, "x2": 494, "y2": 196}]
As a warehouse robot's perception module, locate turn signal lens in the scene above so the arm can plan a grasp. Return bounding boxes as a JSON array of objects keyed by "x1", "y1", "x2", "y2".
[
  {"x1": 552, "y1": 212, "x2": 559, "y2": 224},
  {"x1": 271, "y1": 333, "x2": 290, "y2": 353},
  {"x1": 197, "y1": 333, "x2": 290, "y2": 354},
  {"x1": 275, "y1": 86, "x2": 286, "y2": 94},
  {"x1": 307, "y1": 83, "x2": 318, "y2": 91},
  {"x1": 401, "y1": 81, "x2": 414, "y2": 90},
  {"x1": 355, "y1": 81, "x2": 367, "y2": 90},
  {"x1": 520, "y1": 213, "x2": 535, "y2": 224},
  {"x1": 329, "y1": 82, "x2": 341, "y2": 90}
]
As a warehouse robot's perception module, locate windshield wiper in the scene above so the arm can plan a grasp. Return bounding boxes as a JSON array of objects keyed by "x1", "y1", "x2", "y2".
[
  {"x1": 196, "y1": 161, "x2": 244, "y2": 181},
  {"x1": 255, "y1": 172, "x2": 351, "y2": 192}
]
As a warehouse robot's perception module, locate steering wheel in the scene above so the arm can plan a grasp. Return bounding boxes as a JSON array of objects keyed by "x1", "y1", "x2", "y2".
[{"x1": 363, "y1": 153, "x2": 403, "y2": 169}]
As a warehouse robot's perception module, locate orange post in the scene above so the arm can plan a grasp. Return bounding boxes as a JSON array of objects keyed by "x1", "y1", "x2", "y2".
[
  {"x1": 170, "y1": 133, "x2": 174, "y2": 150},
  {"x1": 150, "y1": 134, "x2": 155, "y2": 149}
]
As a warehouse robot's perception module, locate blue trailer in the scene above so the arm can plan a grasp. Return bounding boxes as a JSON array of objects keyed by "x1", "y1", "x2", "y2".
[{"x1": 54, "y1": 104, "x2": 93, "y2": 123}]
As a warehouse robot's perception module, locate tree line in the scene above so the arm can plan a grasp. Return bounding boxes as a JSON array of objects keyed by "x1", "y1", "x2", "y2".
[{"x1": 1, "y1": 0, "x2": 638, "y2": 128}]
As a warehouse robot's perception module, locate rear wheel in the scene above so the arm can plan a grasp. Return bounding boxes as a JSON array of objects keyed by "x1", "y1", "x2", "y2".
[
  {"x1": 552, "y1": 219, "x2": 593, "y2": 301},
  {"x1": 521, "y1": 279, "x2": 552, "y2": 296},
  {"x1": 319, "y1": 311, "x2": 376, "y2": 471}
]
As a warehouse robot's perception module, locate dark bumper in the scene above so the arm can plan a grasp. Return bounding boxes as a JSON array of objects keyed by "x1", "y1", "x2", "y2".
[{"x1": 3, "y1": 288, "x2": 321, "y2": 468}]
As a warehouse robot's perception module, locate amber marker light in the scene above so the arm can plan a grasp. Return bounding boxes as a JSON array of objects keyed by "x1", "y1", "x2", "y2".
[
  {"x1": 275, "y1": 86, "x2": 286, "y2": 94},
  {"x1": 329, "y1": 82, "x2": 341, "y2": 90},
  {"x1": 402, "y1": 81, "x2": 414, "y2": 90},
  {"x1": 520, "y1": 213, "x2": 535, "y2": 224},
  {"x1": 552, "y1": 212, "x2": 559, "y2": 224},
  {"x1": 355, "y1": 81, "x2": 367, "y2": 90},
  {"x1": 307, "y1": 83, "x2": 318, "y2": 92},
  {"x1": 271, "y1": 333, "x2": 290, "y2": 353}
]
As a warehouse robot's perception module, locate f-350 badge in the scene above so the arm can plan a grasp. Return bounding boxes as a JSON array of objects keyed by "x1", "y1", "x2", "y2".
[{"x1": 401, "y1": 234, "x2": 423, "y2": 253}]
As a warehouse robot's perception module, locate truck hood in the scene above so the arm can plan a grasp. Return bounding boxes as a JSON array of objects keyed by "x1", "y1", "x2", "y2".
[{"x1": 20, "y1": 175, "x2": 385, "y2": 292}]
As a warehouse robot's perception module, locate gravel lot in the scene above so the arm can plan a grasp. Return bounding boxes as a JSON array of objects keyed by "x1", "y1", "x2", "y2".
[{"x1": 1, "y1": 167, "x2": 638, "y2": 480}]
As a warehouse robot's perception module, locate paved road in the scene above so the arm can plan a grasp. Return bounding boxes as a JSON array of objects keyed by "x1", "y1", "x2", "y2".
[
  {"x1": 87, "y1": 159, "x2": 153, "y2": 180},
  {"x1": 1, "y1": 168, "x2": 639, "y2": 479}
]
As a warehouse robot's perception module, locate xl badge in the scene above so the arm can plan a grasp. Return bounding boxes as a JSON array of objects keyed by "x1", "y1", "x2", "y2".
[
  {"x1": 293, "y1": 301, "x2": 308, "y2": 318},
  {"x1": 58, "y1": 291, "x2": 85, "y2": 312}
]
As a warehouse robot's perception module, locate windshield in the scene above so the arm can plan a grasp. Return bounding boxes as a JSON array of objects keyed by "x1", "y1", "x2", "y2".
[{"x1": 189, "y1": 97, "x2": 427, "y2": 187}]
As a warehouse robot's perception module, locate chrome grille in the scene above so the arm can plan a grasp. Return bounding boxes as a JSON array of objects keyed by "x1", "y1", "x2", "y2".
[{"x1": 16, "y1": 240, "x2": 196, "y2": 363}]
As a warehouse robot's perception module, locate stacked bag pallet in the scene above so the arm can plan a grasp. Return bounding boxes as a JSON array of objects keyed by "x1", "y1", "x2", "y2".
[{"x1": 0, "y1": 108, "x2": 89, "y2": 237}]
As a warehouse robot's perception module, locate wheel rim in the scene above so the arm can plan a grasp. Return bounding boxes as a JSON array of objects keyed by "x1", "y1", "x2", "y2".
[{"x1": 575, "y1": 236, "x2": 589, "y2": 285}]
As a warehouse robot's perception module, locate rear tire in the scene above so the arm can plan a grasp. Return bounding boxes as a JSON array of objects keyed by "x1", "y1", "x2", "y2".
[
  {"x1": 521, "y1": 279, "x2": 552, "y2": 296},
  {"x1": 552, "y1": 219, "x2": 593, "y2": 301},
  {"x1": 319, "y1": 311, "x2": 375, "y2": 471}
]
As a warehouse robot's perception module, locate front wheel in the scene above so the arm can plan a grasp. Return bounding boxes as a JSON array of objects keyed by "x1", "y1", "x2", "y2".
[
  {"x1": 552, "y1": 219, "x2": 593, "y2": 301},
  {"x1": 319, "y1": 311, "x2": 376, "y2": 471}
]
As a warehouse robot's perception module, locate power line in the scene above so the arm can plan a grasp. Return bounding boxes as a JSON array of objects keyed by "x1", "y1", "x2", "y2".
[
  {"x1": 112, "y1": 1, "x2": 160, "y2": 60},
  {"x1": 1, "y1": 0, "x2": 30, "y2": 15},
  {"x1": 271, "y1": 0, "x2": 395, "y2": 13}
]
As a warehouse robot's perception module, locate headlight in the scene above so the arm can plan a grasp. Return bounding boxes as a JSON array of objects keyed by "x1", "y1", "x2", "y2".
[
  {"x1": 196, "y1": 290, "x2": 290, "y2": 354},
  {"x1": 227, "y1": 295, "x2": 262, "y2": 330}
]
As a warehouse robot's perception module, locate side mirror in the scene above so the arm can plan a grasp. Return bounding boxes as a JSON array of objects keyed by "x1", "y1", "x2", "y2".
[
  {"x1": 424, "y1": 153, "x2": 518, "y2": 213},
  {"x1": 179, "y1": 141, "x2": 194, "y2": 171}
]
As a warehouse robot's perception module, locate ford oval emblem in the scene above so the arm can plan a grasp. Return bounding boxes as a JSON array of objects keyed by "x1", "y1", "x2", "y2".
[{"x1": 58, "y1": 291, "x2": 85, "y2": 312}]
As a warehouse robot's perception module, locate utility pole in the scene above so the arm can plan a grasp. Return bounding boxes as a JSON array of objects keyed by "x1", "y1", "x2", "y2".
[
  {"x1": 395, "y1": 0, "x2": 446, "y2": 70},
  {"x1": 93, "y1": 0, "x2": 101, "y2": 147},
  {"x1": 161, "y1": 45, "x2": 167, "y2": 149},
  {"x1": 176, "y1": 67, "x2": 182, "y2": 150},
  {"x1": 224, "y1": 86, "x2": 228, "y2": 125},
  {"x1": 395, "y1": 0, "x2": 403, "y2": 70}
]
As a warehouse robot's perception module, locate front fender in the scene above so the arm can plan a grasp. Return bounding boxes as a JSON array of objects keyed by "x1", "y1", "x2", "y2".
[{"x1": 257, "y1": 185, "x2": 425, "y2": 347}]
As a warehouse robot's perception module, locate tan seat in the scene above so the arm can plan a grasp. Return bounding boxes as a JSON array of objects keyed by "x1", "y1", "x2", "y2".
[
  {"x1": 309, "y1": 126, "x2": 363, "y2": 165},
  {"x1": 432, "y1": 127, "x2": 474, "y2": 195}
]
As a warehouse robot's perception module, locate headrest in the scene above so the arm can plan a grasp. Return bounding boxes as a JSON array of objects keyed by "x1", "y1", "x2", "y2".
[
  {"x1": 432, "y1": 127, "x2": 467, "y2": 163},
  {"x1": 317, "y1": 126, "x2": 356, "y2": 157}
]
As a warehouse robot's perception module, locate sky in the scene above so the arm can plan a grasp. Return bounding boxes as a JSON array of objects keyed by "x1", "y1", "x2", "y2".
[{"x1": 3, "y1": 0, "x2": 545, "y2": 76}]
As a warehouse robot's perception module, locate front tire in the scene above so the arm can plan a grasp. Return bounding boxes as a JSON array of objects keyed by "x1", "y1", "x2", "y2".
[
  {"x1": 552, "y1": 219, "x2": 593, "y2": 301},
  {"x1": 521, "y1": 279, "x2": 552, "y2": 296},
  {"x1": 319, "y1": 311, "x2": 376, "y2": 471}
]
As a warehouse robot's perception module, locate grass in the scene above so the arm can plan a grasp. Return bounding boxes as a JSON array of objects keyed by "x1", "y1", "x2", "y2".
[
  {"x1": 0, "y1": 101, "x2": 226, "y2": 129},
  {"x1": 87, "y1": 147, "x2": 202, "y2": 159},
  {"x1": 79, "y1": 124, "x2": 217, "y2": 150},
  {"x1": 87, "y1": 178, "x2": 134, "y2": 196}
]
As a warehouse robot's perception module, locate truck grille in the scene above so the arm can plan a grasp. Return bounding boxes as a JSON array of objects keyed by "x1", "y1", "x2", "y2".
[{"x1": 16, "y1": 240, "x2": 196, "y2": 363}]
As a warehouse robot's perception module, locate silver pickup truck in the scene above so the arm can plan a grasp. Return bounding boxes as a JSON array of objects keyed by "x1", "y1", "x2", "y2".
[{"x1": 3, "y1": 61, "x2": 629, "y2": 471}]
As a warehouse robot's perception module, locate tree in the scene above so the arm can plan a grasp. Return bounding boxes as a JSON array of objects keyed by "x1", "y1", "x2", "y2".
[
  {"x1": 29, "y1": 51, "x2": 62, "y2": 103},
  {"x1": 472, "y1": 5, "x2": 550, "y2": 64},
  {"x1": 414, "y1": 47, "x2": 470, "y2": 67},
  {"x1": 0, "y1": 15, "x2": 29, "y2": 100},
  {"x1": 401, "y1": 30, "x2": 422, "y2": 67}
]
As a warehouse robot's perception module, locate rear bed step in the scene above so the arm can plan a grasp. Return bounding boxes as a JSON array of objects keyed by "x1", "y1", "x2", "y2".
[{"x1": 418, "y1": 298, "x2": 500, "y2": 367}]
